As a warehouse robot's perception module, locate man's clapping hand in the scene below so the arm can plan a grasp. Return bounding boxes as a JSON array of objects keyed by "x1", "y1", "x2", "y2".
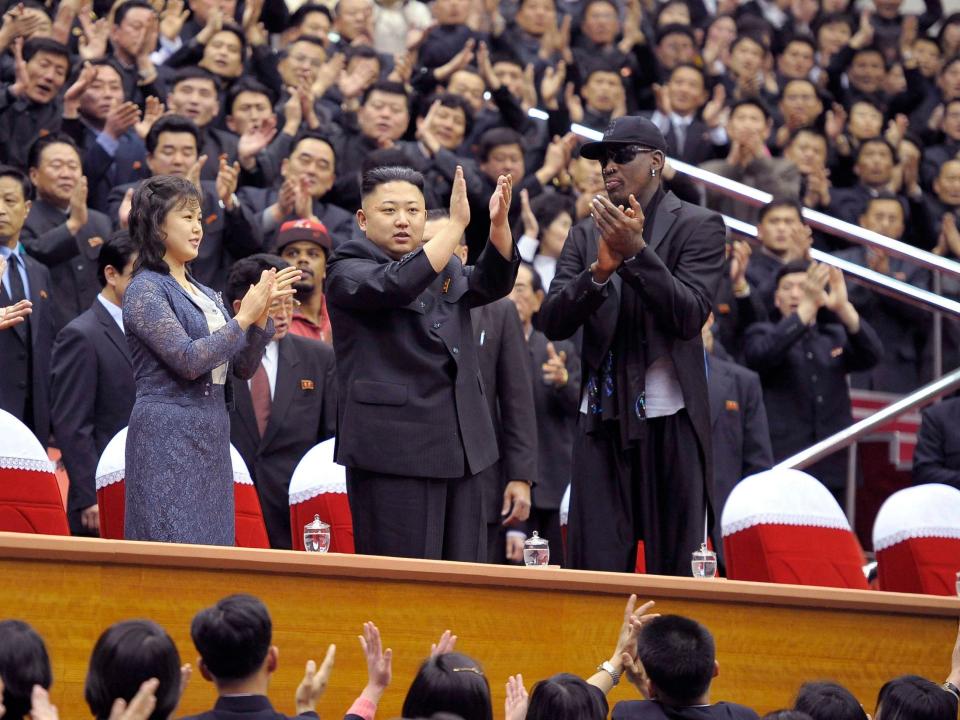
[
  {"x1": 542, "y1": 342, "x2": 569, "y2": 387},
  {"x1": 295, "y1": 645, "x2": 336, "y2": 714}
]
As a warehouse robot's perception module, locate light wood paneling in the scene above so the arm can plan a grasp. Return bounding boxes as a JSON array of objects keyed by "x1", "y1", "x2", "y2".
[{"x1": 0, "y1": 533, "x2": 957, "y2": 719}]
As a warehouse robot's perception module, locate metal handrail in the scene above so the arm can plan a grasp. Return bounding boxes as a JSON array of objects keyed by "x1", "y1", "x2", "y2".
[
  {"x1": 775, "y1": 367, "x2": 960, "y2": 471},
  {"x1": 558, "y1": 118, "x2": 960, "y2": 280},
  {"x1": 721, "y1": 214, "x2": 960, "y2": 317}
]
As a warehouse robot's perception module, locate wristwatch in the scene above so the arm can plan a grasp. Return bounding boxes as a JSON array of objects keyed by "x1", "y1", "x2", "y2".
[
  {"x1": 597, "y1": 660, "x2": 621, "y2": 686},
  {"x1": 943, "y1": 681, "x2": 960, "y2": 700}
]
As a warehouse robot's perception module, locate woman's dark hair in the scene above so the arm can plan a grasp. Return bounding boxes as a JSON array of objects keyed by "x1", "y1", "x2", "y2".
[
  {"x1": 637, "y1": 615, "x2": 716, "y2": 705},
  {"x1": 361, "y1": 166, "x2": 425, "y2": 199},
  {"x1": 795, "y1": 681, "x2": 868, "y2": 720},
  {"x1": 401, "y1": 652, "x2": 492, "y2": 720},
  {"x1": 763, "y1": 712, "x2": 814, "y2": 720},
  {"x1": 84, "y1": 620, "x2": 181, "y2": 720},
  {"x1": 526, "y1": 673, "x2": 607, "y2": 720},
  {"x1": 0, "y1": 621, "x2": 52, "y2": 720},
  {"x1": 190, "y1": 594, "x2": 273, "y2": 682},
  {"x1": 876, "y1": 675, "x2": 957, "y2": 720},
  {"x1": 129, "y1": 175, "x2": 203, "y2": 275},
  {"x1": 98, "y1": 230, "x2": 137, "y2": 287}
]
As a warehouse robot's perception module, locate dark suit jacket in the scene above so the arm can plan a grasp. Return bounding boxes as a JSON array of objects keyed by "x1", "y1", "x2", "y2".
[
  {"x1": 744, "y1": 312, "x2": 883, "y2": 480},
  {"x1": 60, "y1": 121, "x2": 149, "y2": 215},
  {"x1": 613, "y1": 700, "x2": 760, "y2": 719},
  {"x1": 537, "y1": 191, "x2": 726, "y2": 508},
  {"x1": 107, "y1": 179, "x2": 263, "y2": 291},
  {"x1": 179, "y1": 695, "x2": 322, "y2": 720},
  {"x1": 913, "y1": 396, "x2": 960, "y2": 489},
  {"x1": 230, "y1": 334, "x2": 338, "y2": 549},
  {"x1": 707, "y1": 354, "x2": 773, "y2": 519},
  {"x1": 50, "y1": 299, "x2": 135, "y2": 533},
  {"x1": 21, "y1": 199, "x2": 114, "y2": 333},
  {"x1": 326, "y1": 238, "x2": 519, "y2": 478},
  {"x1": 238, "y1": 185, "x2": 357, "y2": 252},
  {"x1": 528, "y1": 329, "x2": 580, "y2": 510},
  {"x1": 0, "y1": 250, "x2": 55, "y2": 443},
  {"x1": 472, "y1": 297, "x2": 537, "y2": 524}
]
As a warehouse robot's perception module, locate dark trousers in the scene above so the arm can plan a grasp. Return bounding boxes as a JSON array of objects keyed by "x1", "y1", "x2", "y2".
[
  {"x1": 567, "y1": 410, "x2": 706, "y2": 576},
  {"x1": 346, "y1": 468, "x2": 487, "y2": 562}
]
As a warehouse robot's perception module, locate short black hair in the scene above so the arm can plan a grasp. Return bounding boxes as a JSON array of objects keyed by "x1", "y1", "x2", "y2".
[
  {"x1": 488, "y1": 47, "x2": 523, "y2": 69},
  {"x1": 863, "y1": 190, "x2": 904, "y2": 216},
  {"x1": 526, "y1": 673, "x2": 607, "y2": 720},
  {"x1": 225, "y1": 255, "x2": 290, "y2": 308},
  {"x1": 289, "y1": 129, "x2": 338, "y2": 165},
  {"x1": 22, "y1": 37, "x2": 69, "y2": 64},
  {"x1": 780, "y1": 77, "x2": 819, "y2": 99},
  {"x1": 285, "y1": 35, "x2": 327, "y2": 56},
  {"x1": 361, "y1": 147, "x2": 418, "y2": 174},
  {"x1": 0, "y1": 165, "x2": 35, "y2": 202},
  {"x1": 401, "y1": 652, "x2": 493, "y2": 720},
  {"x1": 581, "y1": 0, "x2": 617, "y2": 17},
  {"x1": 854, "y1": 136, "x2": 897, "y2": 165},
  {"x1": 81, "y1": 57, "x2": 126, "y2": 86},
  {"x1": 763, "y1": 712, "x2": 815, "y2": 720},
  {"x1": 656, "y1": 23, "x2": 696, "y2": 45},
  {"x1": 519, "y1": 261, "x2": 544, "y2": 294},
  {"x1": 530, "y1": 192, "x2": 574, "y2": 234},
  {"x1": 813, "y1": 11, "x2": 854, "y2": 38},
  {"x1": 146, "y1": 115, "x2": 201, "y2": 155},
  {"x1": 876, "y1": 675, "x2": 957, "y2": 720},
  {"x1": 731, "y1": 32, "x2": 768, "y2": 54},
  {"x1": 0, "y1": 621, "x2": 52, "y2": 720},
  {"x1": 759, "y1": 197, "x2": 803, "y2": 224},
  {"x1": 227, "y1": 77, "x2": 277, "y2": 114},
  {"x1": 782, "y1": 35, "x2": 817, "y2": 56},
  {"x1": 669, "y1": 62, "x2": 707, "y2": 88},
  {"x1": 346, "y1": 43, "x2": 380, "y2": 66},
  {"x1": 850, "y1": 44, "x2": 886, "y2": 68},
  {"x1": 207, "y1": 21, "x2": 247, "y2": 59},
  {"x1": 84, "y1": 620, "x2": 181, "y2": 720},
  {"x1": 775, "y1": 258, "x2": 813, "y2": 286},
  {"x1": 27, "y1": 132, "x2": 80, "y2": 171},
  {"x1": 113, "y1": 0, "x2": 155, "y2": 26},
  {"x1": 795, "y1": 682, "x2": 868, "y2": 720},
  {"x1": 786, "y1": 127, "x2": 828, "y2": 147},
  {"x1": 290, "y1": 2, "x2": 333, "y2": 27},
  {"x1": 477, "y1": 127, "x2": 523, "y2": 162},
  {"x1": 362, "y1": 80, "x2": 408, "y2": 106},
  {"x1": 361, "y1": 165, "x2": 424, "y2": 198},
  {"x1": 129, "y1": 175, "x2": 203, "y2": 275},
  {"x1": 423, "y1": 92, "x2": 475, "y2": 138},
  {"x1": 730, "y1": 96, "x2": 772, "y2": 121},
  {"x1": 98, "y1": 230, "x2": 137, "y2": 288},
  {"x1": 171, "y1": 66, "x2": 223, "y2": 95},
  {"x1": 191, "y1": 594, "x2": 274, "y2": 681},
  {"x1": 637, "y1": 615, "x2": 716, "y2": 705}
]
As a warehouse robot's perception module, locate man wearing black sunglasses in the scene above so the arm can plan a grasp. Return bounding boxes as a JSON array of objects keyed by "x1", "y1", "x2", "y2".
[{"x1": 537, "y1": 115, "x2": 727, "y2": 576}]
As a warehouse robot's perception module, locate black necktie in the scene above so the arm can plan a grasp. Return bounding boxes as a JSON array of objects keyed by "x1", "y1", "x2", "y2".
[{"x1": 6, "y1": 253, "x2": 27, "y2": 304}]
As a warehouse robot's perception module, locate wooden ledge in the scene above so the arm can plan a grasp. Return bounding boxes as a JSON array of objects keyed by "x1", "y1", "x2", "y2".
[{"x1": 2, "y1": 532, "x2": 957, "y2": 616}]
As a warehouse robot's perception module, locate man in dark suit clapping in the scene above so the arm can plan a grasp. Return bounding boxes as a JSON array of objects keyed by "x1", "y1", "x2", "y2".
[
  {"x1": 326, "y1": 165, "x2": 518, "y2": 562},
  {"x1": 50, "y1": 232, "x2": 137, "y2": 536},
  {"x1": 226, "y1": 253, "x2": 337, "y2": 550},
  {"x1": 538, "y1": 116, "x2": 726, "y2": 575}
]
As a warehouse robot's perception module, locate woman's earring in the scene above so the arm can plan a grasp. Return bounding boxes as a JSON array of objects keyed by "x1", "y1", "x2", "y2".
[{"x1": 651, "y1": 168, "x2": 657, "y2": 177}]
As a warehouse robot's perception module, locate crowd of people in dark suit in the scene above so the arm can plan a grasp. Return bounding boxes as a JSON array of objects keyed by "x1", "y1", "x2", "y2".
[
  {"x1": 0, "y1": 593, "x2": 958, "y2": 720},
  {"x1": 0, "y1": 0, "x2": 959, "y2": 573}
]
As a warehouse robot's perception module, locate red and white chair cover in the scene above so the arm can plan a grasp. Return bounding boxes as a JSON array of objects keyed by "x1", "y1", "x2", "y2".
[
  {"x1": 0, "y1": 409, "x2": 69, "y2": 535},
  {"x1": 721, "y1": 468, "x2": 869, "y2": 589},
  {"x1": 95, "y1": 428, "x2": 270, "y2": 547},
  {"x1": 873, "y1": 484, "x2": 960, "y2": 596},
  {"x1": 288, "y1": 439, "x2": 354, "y2": 553},
  {"x1": 95, "y1": 427, "x2": 127, "y2": 539}
]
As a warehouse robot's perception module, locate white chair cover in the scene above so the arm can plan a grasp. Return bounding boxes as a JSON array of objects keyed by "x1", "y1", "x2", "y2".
[
  {"x1": 872, "y1": 484, "x2": 960, "y2": 552},
  {"x1": 0, "y1": 408, "x2": 54, "y2": 473},
  {"x1": 288, "y1": 438, "x2": 346, "y2": 505}
]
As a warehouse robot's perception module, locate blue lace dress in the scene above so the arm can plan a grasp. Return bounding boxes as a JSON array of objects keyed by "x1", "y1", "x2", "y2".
[{"x1": 122, "y1": 269, "x2": 274, "y2": 545}]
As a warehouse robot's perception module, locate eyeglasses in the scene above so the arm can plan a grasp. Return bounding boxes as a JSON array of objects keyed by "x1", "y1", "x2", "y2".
[
  {"x1": 269, "y1": 298, "x2": 301, "y2": 312},
  {"x1": 599, "y1": 145, "x2": 657, "y2": 167}
]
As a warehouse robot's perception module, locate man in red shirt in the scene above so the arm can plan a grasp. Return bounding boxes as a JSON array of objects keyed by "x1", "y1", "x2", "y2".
[{"x1": 276, "y1": 219, "x2": 333, "y2": 344}]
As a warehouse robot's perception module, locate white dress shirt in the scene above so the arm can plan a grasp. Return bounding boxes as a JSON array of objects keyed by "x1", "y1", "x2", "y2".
[
  {"x1": 248, "y1": 340, "x2": 279, "y2": 400},
  {"x1": 97, "y1": 294, "x2": 124, "y2": 332}
]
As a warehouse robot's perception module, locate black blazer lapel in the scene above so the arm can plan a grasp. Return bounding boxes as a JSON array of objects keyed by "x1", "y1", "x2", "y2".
[
  {"x1": 260, "y1": 336, "x2": 299, "y2": 448},
  {"x1": 0, "y1": 273, "x2": 27, "y2": 345},
  {"x1": 232, "y1": 370, "x2": 260, "y2": 450},
  {"x1": 648, "y1": 191, "x2": 680, "y2": 254},
  {"x1": 92, "y1": 299, "x2": 132, "y2": 368}
]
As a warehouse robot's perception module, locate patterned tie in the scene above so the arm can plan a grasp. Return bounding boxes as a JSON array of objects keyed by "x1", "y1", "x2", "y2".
[{"x1": 251, "y1": 363, "x2": 272, "y2": 437}]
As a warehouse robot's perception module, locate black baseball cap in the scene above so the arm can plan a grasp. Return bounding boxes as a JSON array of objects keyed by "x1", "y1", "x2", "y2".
[{"x1": 580, "y1": 115, "x2": 668, "y2": 160}]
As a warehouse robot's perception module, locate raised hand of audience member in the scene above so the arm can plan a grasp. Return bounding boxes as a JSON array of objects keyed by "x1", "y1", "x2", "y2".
[
  {"x1": 196, "y1": 6, "x2": 224, "y2": 45},
  {"x1": 179, "y1": 663, "x2": 192, "y2": 698},
  {"x1": 935, "y1": 214, "x2": 960, "y2": 258},
  {"x1": 388, "y1": 50, "x2": 415, "y2": 86},
  {"x1": 798, "y1": 261, "x2": 829, "y2": 324},
  {"x1": 652, "y1": 83, "x2": 672, "y2": 117},
  {"x1": 135, "y1": 14, "x2": 159, "y2": 83},
  {"x1": 536, "y1": 134, "x2": 576, "y2": 186},
  {"x1": 118, "y1": 187, "x2": 135, "y2": 230},
  {"x1": 78, "y1": 15, "x2": 110, "y2": 61},
  {"x1": 0, "y1": 4, "x2": 45, "y2": 52},
  {"x1": 105, "y1": 101, "x2": 143, "y2": 141},
  {"x1": 237, "y1": 116, "x2": 278, "y2": 170},
  {"x1": 866, "y1": 248, "x2": 892, "y2": 277},
  {"x1": 488, "y1": 172, "x2": 513, "y2": 257},
  {"x1": 520, "y1": 63, "x2": 538, "y2": 113},
  {"x1": 67, "y1": 176, "x2": 89, "y2": 236},
  {"x1": 294, "y1": 177, "x2": 315, "y2": 221},
  {"x1": 358, "y1": 622, "x2": 393, "y2": 704},
  {"x1": 108, "y1": 678, "x2": 159, "y2": 720},
  {"x1": 295, "y1": 645, "x2": 336, "y2": 714},
  {"x1": 282, "y1": 87, "x2": 303, "y2": 135},
  {"x1": 850, "y1": 7, "x2": 874, "y2": 49},
  {"x1": 241, "y1": 0, "x2": 265, "y2": 31},
  {"x1": 416, "y1": 100, "x2": 443, "y2": 157},
  {"x1": 430, "y1": 629, "x2": 458, "y2": 656},
  {"x1": 804, "y1": 165, "x2": 831, "y2": 208},
  {"x1": 434, "y1": 39, "x2": 476, "y2": 83},
  {"x1": 587, "y1": 595, "x2": 659, "y2": 695},
  {"x1": 29, "y1": 686, "x2": 57, "y2": 720},
  {"x1": 519, "y1": 188, "x2": 539, "y2": 240},
  {"x1": 135, "y1": 96, "x2": 165, "y2": 140},
  {"x1": 475, "y1": 40, "x2": 501, "y2": 92},
  {"x1": 824, "y1": 103, "x2": 847, "y2": 146},
  {"x1": 505, "y1": 674, "x2": 529, "y2": 720},
  {"x1": 216, "y1": 156, "x2": 240, "y2": 211},
  {"x1": 63, "y1": 62, "x2": 98, "y2": 118},
  {"x1": 539, "y1": 13, "x2": 572, "y2": 63},
  {"x1": 564, "y1": 82, "x2": 584, "y2": 123},
  {"x1": 730, "y1": 239, "x2": 751, "y2": 295},
  {"x1": 9, "y1": 37, "x2": 27, "y2": 97},
  {"x1": 542, "y1": 342, "x2": 569, "y2": 387},
  {"x1": 540, "y1": 60, "x2": 565, "y2": 110},
  {"x1": 313, "y1": 53, "x2": 345, "y2": 101},
  {"x1": 186, "y1": 154, "x2": 208, "y2": 194},
  {"x1": 702, "y1": 85, "x2": 728, "y2": 129},
  {"x1": 591, "y1": 194, "x2": 645, "y2": 259},
  {"x1": 785, "y1": 222, "x2": 813, "y2": 263},
  {"x1": 824, "y1": 265, "x2": 859, "y2": 332},
  {"x1": 159, "y1": 0, "x2": 189, "y2": 43},
  {"x1": 618, "y1": 0, "x2": 645, "y2": 52},
  {"x1": 0, "y1": 257, "x2": 32, "y2": 331},
  {"x1": 297, "y1": 82, "x2": 321, "y2": 130}
]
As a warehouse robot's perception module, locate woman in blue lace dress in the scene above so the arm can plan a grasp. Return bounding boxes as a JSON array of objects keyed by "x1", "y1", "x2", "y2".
[{"x1": 122, "y1": 176, "x2": 299, "y2": 545}]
